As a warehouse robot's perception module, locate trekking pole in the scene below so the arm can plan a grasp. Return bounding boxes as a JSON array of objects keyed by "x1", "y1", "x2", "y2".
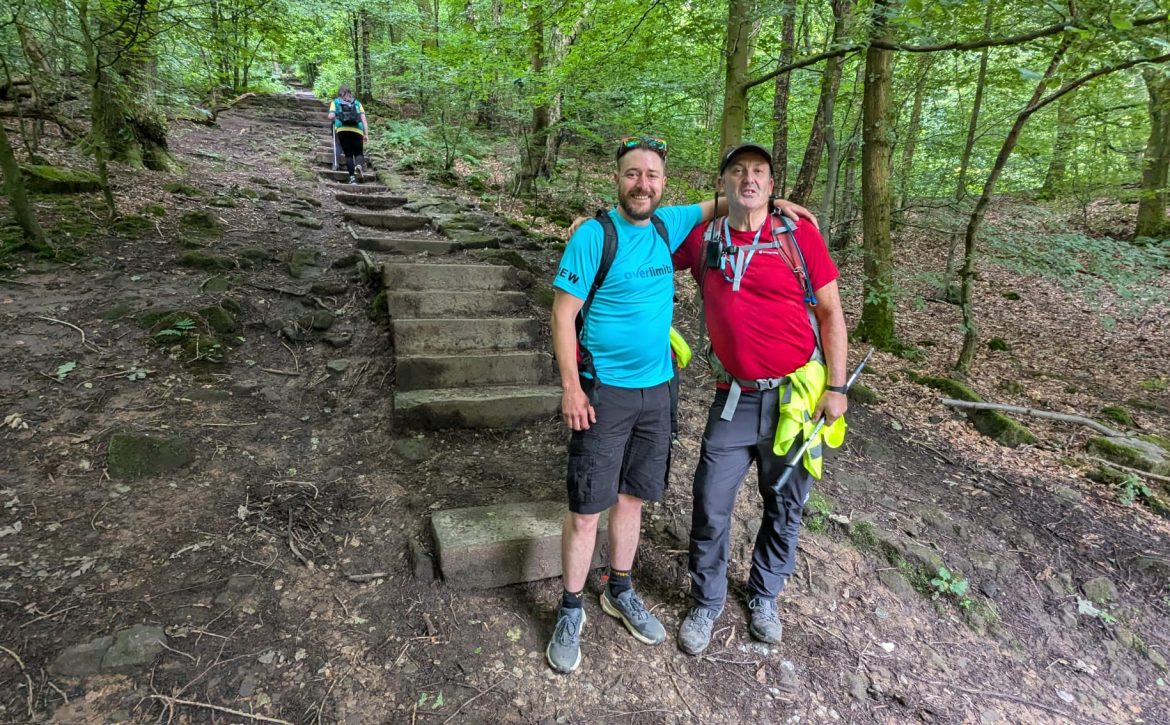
[
  {"x1": 771, "y1": 348, "x2": 874, "y2": 494},
  {"x1": 331, "y1": 126, "x2": 339, "y2": 171}
]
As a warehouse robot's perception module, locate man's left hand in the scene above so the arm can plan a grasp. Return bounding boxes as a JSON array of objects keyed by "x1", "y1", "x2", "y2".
[{"x1": 814, "y1": 390, "x2": 848, "y2": 425}]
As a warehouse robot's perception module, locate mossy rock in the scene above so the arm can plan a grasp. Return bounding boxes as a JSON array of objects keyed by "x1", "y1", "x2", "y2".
[
  {"x1": 179, "y1": 210, "x2": 222, "y2": 235},
  {"x1": 1126, "y1": 397, "x2": 1170, "y2": 417},
  {"x1": 285, "y1": 248, "x2": 320, "y2": 278},
  {"x1": 297, "y1": 310, "x2": 334, "y2": 331},
  {"x1": 1087, "y1": 436, "x2": 1170, "y2": 476},
  {"x1": 999, "y1": 380, "x2": 1026, "y2": 396},
  {"x1": 164, "y1": 181, "x2": 204, "y2": 197},
  {"x1": 248, "y1": 175, "x2": 276, "y2": 188},
  {"x1": 470, "y1": 249, "x2": 535, "y2": 274},
  {"x1": 294, "y1": 193, "x2": 322, "y2": 208},
  {"x1": 847, "y1": 383, "x2": 880, "y2": 404},
  {"x1": 294, "y1": 217, "x2": 323, "y2": 230},
  {"x1": 107, "y1": 433, "x2": 194, "y2": 479},
  {"x1": 1099, "y1": 406, "x2": 1134, "y2": 428},
  {"x1": 259, "y1": 190, "x2": 280, "y2": 201},
  {"x1": 209, "y1": 196, "x2": 237, "y2": 208},
  {"x1": 369, "y1": 289, "x2": 388, "y2": 323},
  {"x1": 239, "y1": 247, "x2": 271, "y2": 263},
  {"x1": 465, "y1": 172, "x2": 490, "y2": 192},
  {"x1": 200, "y1": 303, "x2": 240, "y2": 333},
  {"x1": 1138, "y1": 378, "x2": 1167, "y2": 392},
  {"x1": 1087, "y1": 465, "x2": 1129, "y2": 486},
  {"x1": 143, "y1": 203, "x2": 167, "y2": 217},
  {"x1": 278, "y1": 208, "x2": 306, "y2": 219},
  {"x1": 987, "y1": 337, "x2": 1011, "y2": 352},
  {"x1": 1002, "y1": 291, "x2": 1021, "y2": 301},
  {"x1": 1140, "y1": 434, "x2": 1170, "y2": 454},
  {"x1": 237, "y1": 187, "x2": 259, "y2": 200},
  {"x1": 201, "y1": 276, "x2": 231, "y2": 294},
  {"x1": 910, "y1": 372, "x2": 1038, "y2": 447},
  {"x1": 21, "y1": 164, "x2": 101, "y2": 194},
  {"x1": 97, "y1": 302, "x2": 134, "y2": 321},
  {"x1": 109, "y1": 215, "x2": 153, "y2": 238},
  {"x1": 534, "y1": 285, "x2": 556, "y2": 309},
  {"x1": 178, "y1": 251, "x2": 235, "y2": 271}
]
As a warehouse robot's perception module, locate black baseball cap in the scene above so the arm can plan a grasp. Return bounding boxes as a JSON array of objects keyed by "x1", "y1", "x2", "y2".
[{"x1": 719, "y1": 143, "x2": 773, "y2": 175}]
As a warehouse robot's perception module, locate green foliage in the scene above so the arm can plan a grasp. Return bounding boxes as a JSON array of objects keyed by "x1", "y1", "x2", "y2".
[
  {"x1": 803, "y1": 490, "x2": 834, "y2": 534},
  {"x1": 1099, "y1": 406, "x2": 1134, "y2": 427},
  {"x1": 928, "y1": 566, "x2": 972, "y2": 609},
  {"x1": 1117, "y1": 473, "x2": 1152, "y2": 507}
]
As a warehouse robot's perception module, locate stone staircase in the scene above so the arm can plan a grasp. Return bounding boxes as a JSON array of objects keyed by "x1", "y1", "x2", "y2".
[{"x1": 302, "y1": 106, "x2": 560, "y2": 431}]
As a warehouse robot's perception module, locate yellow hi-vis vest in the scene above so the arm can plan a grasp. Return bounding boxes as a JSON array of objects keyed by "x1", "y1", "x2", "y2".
[{"x1": 772, "y1": 359, "x2": 846, "y2": 479}]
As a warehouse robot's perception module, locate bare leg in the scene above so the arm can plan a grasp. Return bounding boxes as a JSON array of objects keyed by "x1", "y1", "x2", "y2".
[
  {"x1": 562, "y1": 511, "x2": 601, "y2": 592},
  {"x1": 608, "y1": 493, "x2": 643, "y2": 571}
]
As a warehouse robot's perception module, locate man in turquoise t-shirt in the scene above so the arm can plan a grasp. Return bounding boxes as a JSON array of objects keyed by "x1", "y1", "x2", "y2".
[{"x1": 544, "y1": 136, "x2": 812, "y2": 674}]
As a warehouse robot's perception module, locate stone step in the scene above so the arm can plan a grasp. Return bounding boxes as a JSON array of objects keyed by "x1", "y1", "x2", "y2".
[
  {"x1": 431, "y1": 501, "x2": 607, "y2": 588},
  {"x1": 395, "y1": 385, "x2": 562, "y2": 430},
  {"x1": 392, "y1": 317, "x2": 541, "y2": 354},
  {"x1": 319, "y1": 169, "x2": 380, "y2": 183},
  {"x1": 355, "y1": 235, "x2": 458, "y2": 255},
  {"x1": 327, "y1": 182, "x2": 388, "y2": 195},
  {"x1": 344, "y1": 210, "x2": 430, "y2": 232},
  {"x1": 315, "y1": 152, "x2": 378, "y2": 169},
  {"x1": 383, "y1": 263, "x2": 527, "y2": 292},
  {"x1": 386, "y1": 290, "x2": 528, "y2": 318},
  {"x1": 396, "y1": 351, "x2": 555, "y2": 390},
  {"x1": 335, "y1": 192, "x2": 406, "y2": 209}
]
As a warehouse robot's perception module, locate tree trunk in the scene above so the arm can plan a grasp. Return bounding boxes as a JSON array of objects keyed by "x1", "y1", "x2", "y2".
[
  {"x1": 955, "y1": 41, "x2": 1070, "y2": 375},
  {"x1": 895, "y1": 54, "x2": 933, "y2": 217},
  {"x1": 939, "y1": 3, "x2": 993, "y2": 299},
  {"x1": 514, "y1": 3, "x2": 547, "y2": 195},
  {"x1": 789, "y1": 0, "x2": 852, "y2": 206},
  {"x1": 819, "y1": 77, "x2": 840, "y2": 228},
  {"x1": 541, "y1": 17, "x2": 585, "y2": 177},
  {"x1": 854, "y1": 0, "x2": 897, "y2": 350},
  {"x1": 833, "y1": 132, "x2": 859, "y2": 251},
  {"x1": 771, "y1": 0, "x2": 796, "y2": 194},
  {"x1": 1135, "y1": 69, "x2": 1170, "y2": 238},
  {"x1": 0, "y1": 121, "x2": 50, "y2": 253},
  {"x1": 1038, "y1": 97, "x2": 1073, "y2": 199},
  {"x1": 351, "y1": 12, "x2": 362, "y2": 97},
  {"x1": 718, "y1": 0, "x2": 761, "y2": 153},
  {"x1": 360, "y1": 10, "x2": 373, "y2": 100}
]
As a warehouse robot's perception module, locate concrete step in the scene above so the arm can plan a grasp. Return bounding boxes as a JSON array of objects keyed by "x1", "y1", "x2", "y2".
[
  {"x1": 335, "y1": 192, "x2": 406, "y2": 209},
  {"x1": 383, "y1": 263, "x2": 527, "y2": 292},
  {"x1": 315, "y1": 152, "x2": 378, "y2": 169},
  {"x1": 392, "y1": 317, "x2": 541, "y2": 354},
  {"x1": 396, "y1": 351, "x2": 555, "y2": 390},
  {"x1": 386, "y1": 290, "x2": 528, "y2": 318},
  {"x1": 344, "y1": 210, "x2": 430, "y2": 232},
  {"x1": 431, "y1": 501, "x2": 607, "y2": 587},
  {"x1": 354, "y1": 235, "x2": 458, "y2": 255},
  {"x1": 319, "y1": 169, "x2": 380, "y2": 184},
  {"x1": 326, "y1": 182, "x2": 388, "y2": 194},
  {"x1": 395, "y1": 385, "x2": 562, "y2": 430}
]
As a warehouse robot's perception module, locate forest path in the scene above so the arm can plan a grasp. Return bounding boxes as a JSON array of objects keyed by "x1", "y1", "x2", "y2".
[{"x1": 0, "y1": 89, "x2": 1167, "y2": 723}]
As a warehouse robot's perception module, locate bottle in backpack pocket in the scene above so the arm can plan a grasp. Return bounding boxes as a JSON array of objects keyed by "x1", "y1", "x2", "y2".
[{"x1": 338, "y1": 100, "x2": 361, "y2": 127}]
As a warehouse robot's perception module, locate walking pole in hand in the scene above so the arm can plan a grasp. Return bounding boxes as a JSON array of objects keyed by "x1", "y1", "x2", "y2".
[
  {"x1": 772, "y1": 348, "x2": 874, "y2": 493},
  {"x1": 331, "y1": 126, "x2": 339, "y2": 171}
]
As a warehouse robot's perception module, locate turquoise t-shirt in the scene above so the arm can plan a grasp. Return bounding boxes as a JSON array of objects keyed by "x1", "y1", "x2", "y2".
[{"x1": 553, "y1": 205, "x2": 702, "y2": 388}]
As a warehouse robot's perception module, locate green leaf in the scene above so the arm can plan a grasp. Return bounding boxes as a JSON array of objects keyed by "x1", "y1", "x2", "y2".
[
  {"x1": 432, "y1": 692, "x2": 444, "y2": 709},
  {"x1": 1018, "y1": 68, "x2": 1042, "y2": 81},
  {"x1": 56, "y1": 361, "x2": 77, "y2": 381},
  {"x1": 417, "y1": 693, "x2": 428, "y2": 706},
  {"x1": 1109, "y1": 13, "x2": 1133, "y2": 30},
  {"x1": 950, "y1": 579, "x2": 969, "y2": 596},
  {"x1": 154, "y1": 329, "x2": 181, "y2": 338},
  {"x1": 937, "y1": 566, "x2": 951, "y2": 580},
  {"x1": 174, "y1": 318, "x2": 197, "y2": 331}
]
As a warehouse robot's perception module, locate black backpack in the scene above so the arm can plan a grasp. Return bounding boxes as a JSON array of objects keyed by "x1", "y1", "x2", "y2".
[
  {"x1": 337, "y1": 99, "x2": 360, "y2": 126},
  {"x1": 576, "y1": 210, "x2": 670, "y2": 401}
]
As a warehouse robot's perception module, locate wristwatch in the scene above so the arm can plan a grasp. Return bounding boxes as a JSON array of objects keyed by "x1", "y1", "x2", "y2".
[{"x1": 827, "y1": 384, "x2": 848, "y2": 394}]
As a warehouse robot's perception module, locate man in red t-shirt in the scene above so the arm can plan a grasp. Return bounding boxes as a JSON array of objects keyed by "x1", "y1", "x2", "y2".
[{"x1": 673, "y1": 143, "x2": 849, "y2": 655}]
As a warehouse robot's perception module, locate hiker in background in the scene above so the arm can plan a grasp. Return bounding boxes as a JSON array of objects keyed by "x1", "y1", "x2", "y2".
[
  {"x1": 545, "y1": 136, "x2": 816, "y2": 674},
  {"x1": 328, "y1": 85, "x2": 368, "y2": 184},
  {"x1": 673, "y1": 143, "x2": 849, "y2": 656}
]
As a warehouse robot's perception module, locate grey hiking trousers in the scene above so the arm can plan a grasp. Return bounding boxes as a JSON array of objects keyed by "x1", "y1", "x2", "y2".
[{"x1": 689, "y1": 387, "x2": 814, "y2": 609}]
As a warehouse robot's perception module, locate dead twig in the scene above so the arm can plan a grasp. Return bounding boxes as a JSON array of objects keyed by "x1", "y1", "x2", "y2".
[
  {"x1": 260, "y1": 368, "x2": 301, "y2": 376},
  {"x1": 158, "y1": 640, "x2": 197, "y2": 663},
  {"x1": 36, "y1": 315, "x2": 101, "y2": 353},
  {"x1": 1085, "y1": 456, "x2": 1170, "y2": 485},
  {"x1": 903, "y1": 672, "x2": 1112, "y2": 725},
  {"x1": 347, "y1": 572, "x2": 389, "y2": 582},
  {"x1": 287, "y1": 510, "x2": 314, "y2": 569},
  {"x1": 149, "y1": 695, "x2": 293, "y2": 724},
  {"x1": 20, "y1": 603, "x2": 80, "y2": 628},
  {"x1": 940, "y1": 398, "x2": 1121, "y2": 437},
  {"x1": 442, "y1": 675, "x2": 508, "y2": 724},
  {"x1": 0, "y1": 645, "x2": 33, "y2": 719},
  {"x1": 666, "y1": 662, "x2": 698, "y2": 719},
  {"x1": 198, "y1": 421, "x2": 259, "y2": 428}
]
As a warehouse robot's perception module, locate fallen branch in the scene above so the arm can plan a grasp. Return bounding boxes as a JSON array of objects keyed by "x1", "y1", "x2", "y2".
[
  {"x1": 442, "y1": 675, "x2": 508, "y2": 724},
  {"x1": 0, "y1": 645, "x2": 33, "y2": 719},
  {"x1": 36, "y1": 315, "x2": 101, "y2": 353},
  {"x1": 1085, "y1": 456, "x2": 1170, "y2": 485},
  {"x1": 346, "y1": 572, "x2": 389, "y2": 582},
  {"x1": 148, "y1": 695, "x2": 292, "y2": 724},
  {"x1": 940, "y1": 398, "x2": 1121, "y2": 437},
  {"x1": 902, "y1": 672, "x2": 1112, "y2": 725}
]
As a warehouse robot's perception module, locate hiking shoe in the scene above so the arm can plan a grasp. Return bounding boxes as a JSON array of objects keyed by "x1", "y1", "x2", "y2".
[
  {"x1": 347, "y1": 175, "x2": 357, "y2": 185},
  {"x1": 679, "y1": 606, "x2": 721, "y2": 655},
  {"x1": 600, "y1": 588, "x2": 666, "y2": 645},
  {"x1": 748, "y1": 595, "x2": 783, "y2": 644},
  {"x1": 546, "y1": 606, "x2": 586, "y2": 674},
  {"x1": 354, "y1": 164, "x2": 364, "y2": 180}
]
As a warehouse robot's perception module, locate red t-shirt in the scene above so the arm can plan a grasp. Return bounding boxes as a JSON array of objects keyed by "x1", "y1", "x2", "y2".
[{"x1": 674, "y1": 217, "x2": 838, "y2": 381}]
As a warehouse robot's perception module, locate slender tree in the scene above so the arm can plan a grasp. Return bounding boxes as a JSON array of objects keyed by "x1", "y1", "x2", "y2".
[
  {"x1": 719, "y1": 0, "x2": 761, "y2": 152},
  {"x1": 1135, "y1": 68, "x2": 1170, "y2": 238},
  {"x1": 771, "y1": 0, "x2": 796, "y2": 194}
]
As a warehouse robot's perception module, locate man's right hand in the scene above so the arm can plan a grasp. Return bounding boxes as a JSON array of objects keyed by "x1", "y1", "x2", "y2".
[
  {"x1": 561, "y1": 387, "x2": 596, "y2": 430},
  {"x1": 567, "y1": 215, "x2": 589, "y2": 237}
]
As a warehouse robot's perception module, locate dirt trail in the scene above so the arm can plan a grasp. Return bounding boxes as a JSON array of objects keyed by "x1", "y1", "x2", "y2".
[{"x1": 0, "y1": 91, "x2": 1168, "y2": 724}]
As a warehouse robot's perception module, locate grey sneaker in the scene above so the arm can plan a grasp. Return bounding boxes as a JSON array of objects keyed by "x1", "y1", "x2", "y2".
[
  {"x1": 748, "y1": 595, "x2": 783, "y2": 644},
  {"x1": 355, "y1": 164, "x2": 364, "y2": 180},
  {"x1": 679, "y1": 606, "x2": 721, "y2": 655},
  {"x1": 600, "y1": 588, "x2": 666, "y2": 645},
  {"x1": 546, "y1": 606, "x2": 586, "y2": 673},
  {"x1": 347, "y1": 175, "x2": 357, "y2": 185}
]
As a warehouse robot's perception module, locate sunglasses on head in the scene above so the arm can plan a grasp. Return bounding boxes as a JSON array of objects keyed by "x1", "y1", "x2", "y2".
[{"x1": 616, "y1": 136, "x2": 668, "y2": 161}]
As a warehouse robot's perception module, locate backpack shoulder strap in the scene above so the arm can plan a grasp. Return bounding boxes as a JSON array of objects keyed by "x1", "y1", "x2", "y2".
[
  {"x1": 576, "y1": 210, "x2": 619, "y2": 386},
  {"x1": 650, "y1": 214, "x2": 669, "y2": 251}
]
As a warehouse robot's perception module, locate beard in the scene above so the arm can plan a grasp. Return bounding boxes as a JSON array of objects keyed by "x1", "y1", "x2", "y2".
[{"x1": 618, "y1": 190, "x2": 660, "y2": 221}]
